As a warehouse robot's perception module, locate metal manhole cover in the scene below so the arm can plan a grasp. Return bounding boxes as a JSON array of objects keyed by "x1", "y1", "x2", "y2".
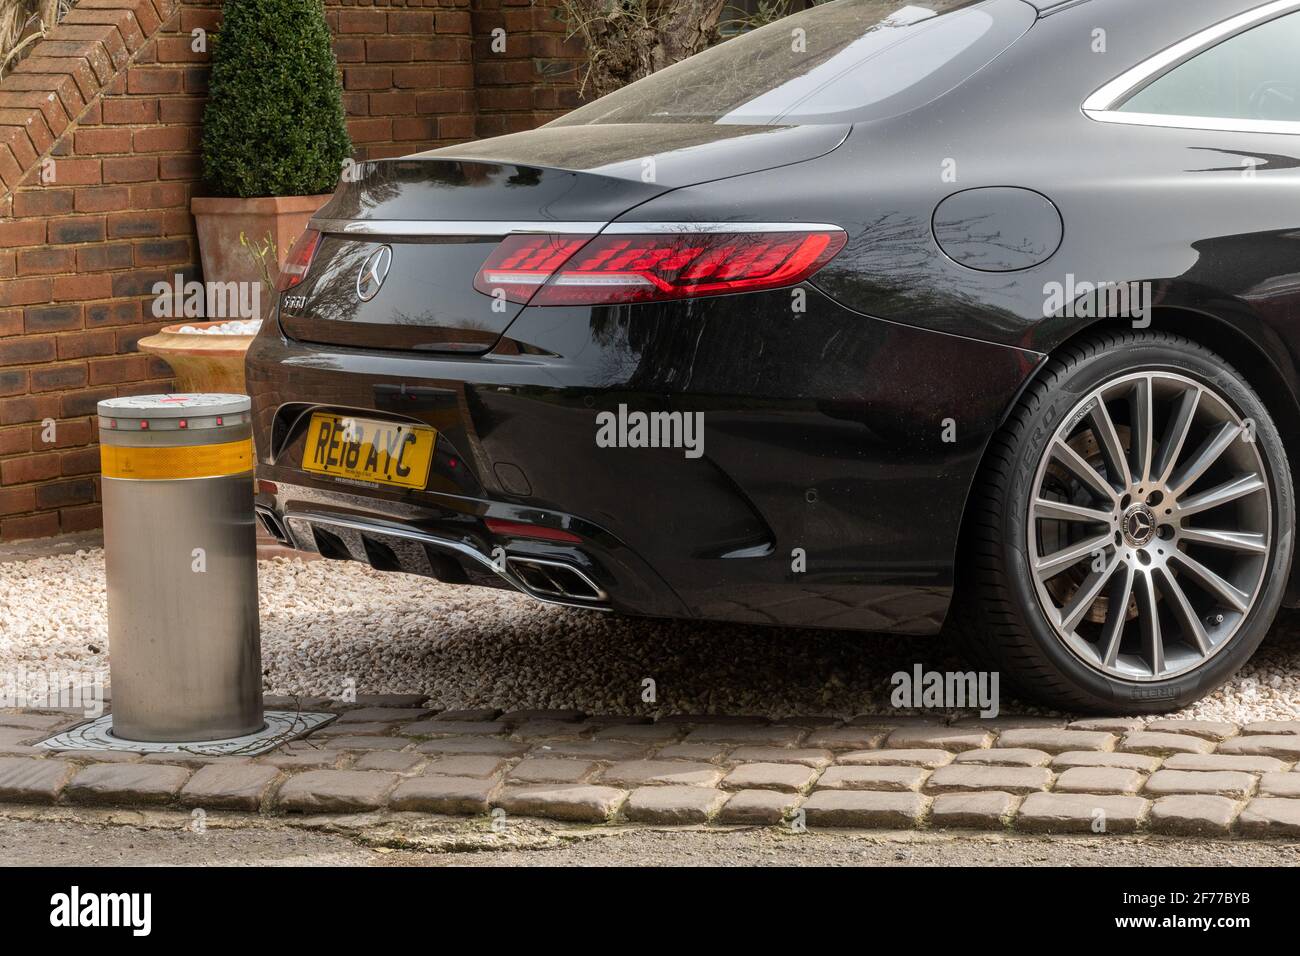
[{"x1": 35, "y1": 711, "x2": 336, "y2": 756}]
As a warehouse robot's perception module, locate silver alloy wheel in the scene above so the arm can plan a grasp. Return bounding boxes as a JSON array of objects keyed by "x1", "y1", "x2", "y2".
[{"x1": 1028, "y1": 371, "x2": 1271, "y2": 681}]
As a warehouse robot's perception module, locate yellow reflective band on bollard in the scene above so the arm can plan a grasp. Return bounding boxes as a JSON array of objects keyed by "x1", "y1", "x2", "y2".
[{"x1": 100, "y1": 438, "x2": 253, "y2": 480}]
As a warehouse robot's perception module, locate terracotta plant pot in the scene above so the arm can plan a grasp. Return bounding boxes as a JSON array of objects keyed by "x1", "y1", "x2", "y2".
[
  {"x1": 190, "y1": 194, "x2": 332, "y2": 313},
  {"x1": 135, "y1": 320, "x2": 258, "y2": 394}
]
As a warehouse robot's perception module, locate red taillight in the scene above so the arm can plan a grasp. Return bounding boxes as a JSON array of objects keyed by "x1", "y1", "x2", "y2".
[
  {"x1": 473, "y1": 234, "x2": 595, "y2": 303},
  {"x1": 276, "y1": 228, "x2": 321, "y2": 292},
  {"x1": 473, "y1": 229, "x2": 844, "y2": 307}
]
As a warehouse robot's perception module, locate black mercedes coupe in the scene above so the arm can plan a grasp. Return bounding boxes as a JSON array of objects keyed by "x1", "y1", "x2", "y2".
[{"x1": 247, "y1": 0, "x2": 1300, "y2": 712}]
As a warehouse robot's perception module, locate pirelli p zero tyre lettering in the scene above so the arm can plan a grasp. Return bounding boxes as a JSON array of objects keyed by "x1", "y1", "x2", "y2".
[{"x1": 960, "y1": 331, "x2": 1295, "y2": 713}]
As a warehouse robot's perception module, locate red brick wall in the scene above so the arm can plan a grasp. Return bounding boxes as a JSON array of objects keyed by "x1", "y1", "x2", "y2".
[
  {"x1": 0, "y1": 0, "x2": 582, "y2": 541},
  {"x1": 470, "y1": 0, "x2": 583, "y2": 138},
  {"x1": 334, "y1": 0, "x2": 478, "y2": 161}
]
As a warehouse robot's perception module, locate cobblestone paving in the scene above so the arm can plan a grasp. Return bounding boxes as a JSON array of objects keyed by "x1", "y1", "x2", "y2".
[{"x1": 6, "y1": 702, "x2": 1300, "y2": 838}]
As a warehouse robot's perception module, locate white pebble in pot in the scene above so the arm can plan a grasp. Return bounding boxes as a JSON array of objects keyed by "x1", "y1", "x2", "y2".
[{"x1": 177, "y1": 320, "x2": 262, "y2": 335}]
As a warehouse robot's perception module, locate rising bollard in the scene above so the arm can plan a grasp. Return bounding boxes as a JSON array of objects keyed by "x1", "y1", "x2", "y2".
[{"x1": 97, "y1": 394, "x2": 264, "y2": 742}]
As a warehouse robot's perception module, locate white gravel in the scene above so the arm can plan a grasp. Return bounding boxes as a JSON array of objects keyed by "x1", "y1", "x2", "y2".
[
  {"x1": 2, "y1": 548, "x2": 1300, "y2": 722},
  {"x1": 174, "y1": 319, "x2": 261, "y2": 335}
]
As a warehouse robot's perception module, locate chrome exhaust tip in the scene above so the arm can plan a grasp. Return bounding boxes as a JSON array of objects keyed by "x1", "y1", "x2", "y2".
[{"x1": 505, "y1": 556, "x2": 607, "y2": 604}]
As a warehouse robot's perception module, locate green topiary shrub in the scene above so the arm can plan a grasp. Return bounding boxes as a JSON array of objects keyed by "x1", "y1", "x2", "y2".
[{"x1": 201, "y1": 0, "x2": 352, "y2": 197}]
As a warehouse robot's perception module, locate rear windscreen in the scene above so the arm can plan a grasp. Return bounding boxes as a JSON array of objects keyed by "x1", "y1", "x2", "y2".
[{"x1": 549, "y1": 0, "x2": 1036, "y2": 128}]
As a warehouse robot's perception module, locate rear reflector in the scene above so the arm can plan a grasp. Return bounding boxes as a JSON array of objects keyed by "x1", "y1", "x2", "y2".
[
  {"x1": 484, "y1": 518, "x2": 583, "y2": 543},
  {"x1": 276, "y1": 228, "x2": 321, "y2": 292},
  {"x1": 474, "y1": 229, "x2": 844, "y2": 306}
]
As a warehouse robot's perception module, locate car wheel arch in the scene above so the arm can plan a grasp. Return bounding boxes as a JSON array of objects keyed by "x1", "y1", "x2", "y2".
[{"x1": 950, "y1": 306, "x2": 1300, "y2": 616}]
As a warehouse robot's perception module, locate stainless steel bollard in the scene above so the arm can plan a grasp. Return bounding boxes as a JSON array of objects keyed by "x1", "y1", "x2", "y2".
[{"x1": 98, "y1": 394, "x2": 263, "y2": 742}]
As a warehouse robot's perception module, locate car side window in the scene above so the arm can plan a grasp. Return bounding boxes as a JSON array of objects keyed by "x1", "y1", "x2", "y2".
[{"x1": 1118, "y1": 11, "x2": 1300, "y2": 123}]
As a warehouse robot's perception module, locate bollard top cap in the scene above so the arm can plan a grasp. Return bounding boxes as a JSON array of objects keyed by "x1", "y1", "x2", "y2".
[{"x1": 97, "y1": 393, "x2": 251, "y2": 421}]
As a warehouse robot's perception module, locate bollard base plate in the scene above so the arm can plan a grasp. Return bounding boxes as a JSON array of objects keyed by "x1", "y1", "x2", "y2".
[{"x1": 36, "y1": 711, "x2": 336, "y2": 756}]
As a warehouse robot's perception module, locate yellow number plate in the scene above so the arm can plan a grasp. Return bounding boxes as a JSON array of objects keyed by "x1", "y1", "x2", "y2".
[{"x1": 301, "y1": 413, "x2": 436, "y2": 490}]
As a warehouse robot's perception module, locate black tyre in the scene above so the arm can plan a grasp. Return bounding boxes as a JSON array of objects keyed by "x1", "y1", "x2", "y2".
[{"x1": 961, "y1": 330, "x2": 1295, "y2": 713}]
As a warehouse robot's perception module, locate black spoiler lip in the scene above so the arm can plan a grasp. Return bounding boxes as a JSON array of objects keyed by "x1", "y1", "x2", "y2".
[
  {"x1": 412, "y1": 122, "x2": 852, "y2": 188},
  {"x1": 312, "y1": 156, "x2": 668, "y2": 227}
]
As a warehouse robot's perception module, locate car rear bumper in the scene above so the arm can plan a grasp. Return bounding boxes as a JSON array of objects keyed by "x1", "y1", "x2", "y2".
[
  {"x1": 246, "y1": 289, "x2": 1041, "y2": 633},
  {"x1": 246, "y1": 344, "x2": 685, "y2": 617}
]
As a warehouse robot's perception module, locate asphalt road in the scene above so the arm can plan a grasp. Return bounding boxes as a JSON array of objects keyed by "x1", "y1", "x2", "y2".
[{"x1": 1, "y1": 814, "x2": 1297, "y2": 867}]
